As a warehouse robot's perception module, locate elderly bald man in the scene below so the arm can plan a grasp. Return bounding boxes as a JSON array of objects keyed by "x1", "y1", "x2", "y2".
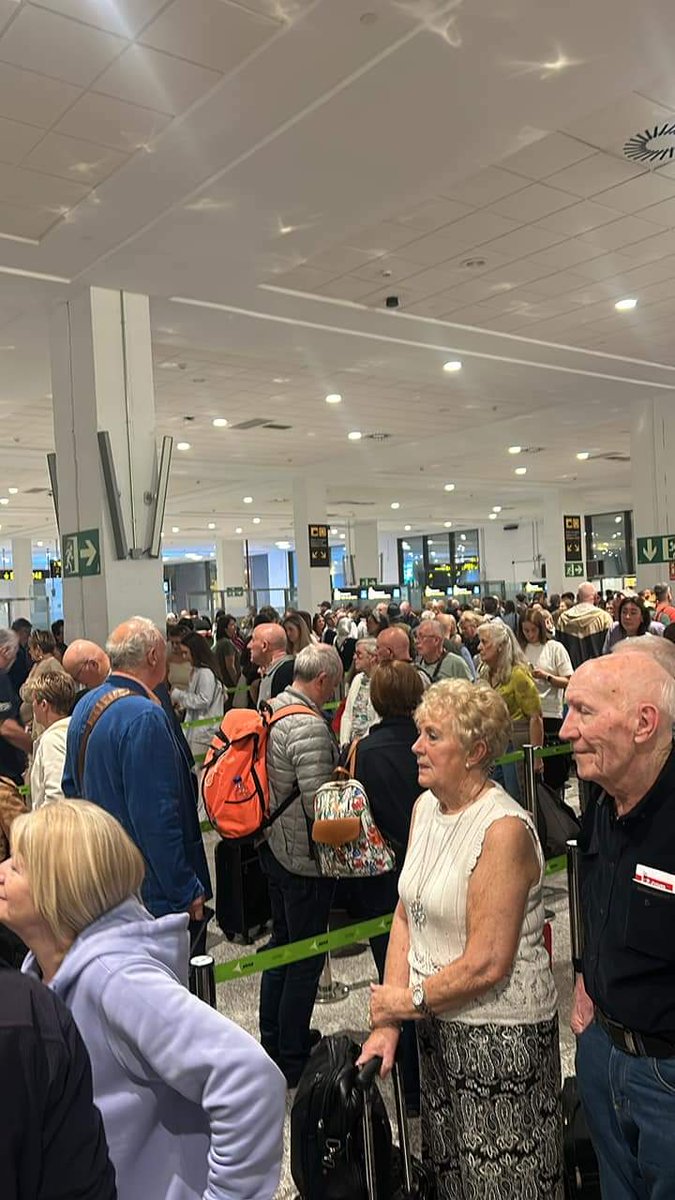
[
  {"x1": 562, "y1": 637, "x2": 675, "y2": 1198},
  {"x1": 250, "y1": 623, "x2": 294, "y2": 705},
  {"x1": 376, "y1": 625, "x2": 429, "y2": 690},
  {"x1": 62, "y1": 639, "x2": 111, "y2": 692},
  {"x1": 63, "y1": 616, "x2": 211, "y2": 921}
]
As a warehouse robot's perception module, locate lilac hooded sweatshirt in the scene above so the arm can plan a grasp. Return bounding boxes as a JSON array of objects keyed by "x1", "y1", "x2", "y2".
[{"x1": 23, "y1": 898, "x2": 285, "y2": 1200}]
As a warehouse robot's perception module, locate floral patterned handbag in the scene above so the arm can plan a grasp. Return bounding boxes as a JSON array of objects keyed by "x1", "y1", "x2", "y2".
[{"x1": 312, "y1": 741, "x2": 396, "y2": 877}]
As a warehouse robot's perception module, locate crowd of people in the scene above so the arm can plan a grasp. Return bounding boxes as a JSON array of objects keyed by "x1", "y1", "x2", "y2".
[{"x1": 0, "y1": 581, "x2": 673, "y2": 1197}]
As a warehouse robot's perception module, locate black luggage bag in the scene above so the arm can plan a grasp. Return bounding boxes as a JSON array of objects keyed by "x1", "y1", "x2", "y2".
[
  {"x1": 562, "y1": 1076, "x2": 601, "y2": 1198},
  {"x1": 214, "y1": 837, "x2": 270, "y2": 943},
  {"x1": 290, "y1": 1034, "x2": 435, "y2": 1199}
]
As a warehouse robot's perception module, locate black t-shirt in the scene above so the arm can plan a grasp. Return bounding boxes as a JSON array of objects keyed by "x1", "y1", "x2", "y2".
[
  {"x1": 0, "y1": 672, "x2": 26, "y2": 785},
  {"x1": 580, "y1": 744, "x2": 675, "y2": 1035},
  {"x1": 354, "y1": 716, "x2": 422, "y2": 861}
]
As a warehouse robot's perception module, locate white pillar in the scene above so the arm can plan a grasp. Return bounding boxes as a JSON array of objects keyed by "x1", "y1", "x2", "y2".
[
  {"x1": 50, "y1": 287, "x2": 165, "y2": 646},
  {"x1": 352, "y1": 520, "x2": 379, "y2": 584},
  {"x1": 215, "y1": 539, "x2": 246, "y2": 592},
  {"x1": 293, "y1": 478, "x2": 331, "y2": 612},
  {"x1": 631, "y1": 396, "x2": 675, "y2": 588},
  {"x1": 538, "y1": 491, "x2": 575, "y2": 597},
  {"x1": 10, "y1": 537, "x2": 33, "y2": 609}
]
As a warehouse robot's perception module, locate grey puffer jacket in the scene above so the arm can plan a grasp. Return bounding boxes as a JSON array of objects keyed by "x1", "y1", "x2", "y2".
[{"x1": 262, "y1": 686, "x2": 338, "y2": 877}]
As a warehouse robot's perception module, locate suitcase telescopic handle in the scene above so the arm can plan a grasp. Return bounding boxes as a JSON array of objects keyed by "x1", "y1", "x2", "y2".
[{"x1": 355, "y1": 1056, "x2": 383, "y2": 1091}]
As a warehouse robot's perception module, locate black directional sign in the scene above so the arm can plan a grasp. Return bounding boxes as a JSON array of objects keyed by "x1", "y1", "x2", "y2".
[
  {"x1": 564, "y1": 514, "x2": 583, "y2": 563},
  {"x1": 308, "y1": 524, "x2": 329, "y2": 568}
]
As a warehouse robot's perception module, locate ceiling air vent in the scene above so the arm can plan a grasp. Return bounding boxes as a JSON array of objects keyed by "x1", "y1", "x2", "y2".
[
  {"x1": 263, "y1": 422, "x2": 292, "y2": 431},
  {"x1": 24, "y1": 487, "x2": 50, "y2": 494},
  {"x1": 520, "y1": 446, "x2": 545, "y2": 456},
  {"x1": 230, "y1": 418, "x2": 271, "y2": 430},
  {"x1": 624, "y1": 123, "x2": 675, "y2": 165},
  {"x1": 363, "y1": 431, "x2": 392, "y2": 442},
  {"x1": 588, "y1": 452, "x2": 630, "y2": 463},
  {"x1": 331, "y1": 499, "x2": 376, "y2": 506}
]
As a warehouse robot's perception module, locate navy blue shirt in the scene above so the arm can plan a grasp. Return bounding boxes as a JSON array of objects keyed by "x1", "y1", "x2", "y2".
[
  {"x1": 580, "y1": 745, "x2": 675, "y2": 1035},
  {"x1": 0, "y1": 672, "x2": 26, "y2": 786}
]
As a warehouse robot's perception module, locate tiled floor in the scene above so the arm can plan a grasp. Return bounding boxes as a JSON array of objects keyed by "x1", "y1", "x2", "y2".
[{"x1": 203, "y1": 833, "x2": 577, "y2": 1200}]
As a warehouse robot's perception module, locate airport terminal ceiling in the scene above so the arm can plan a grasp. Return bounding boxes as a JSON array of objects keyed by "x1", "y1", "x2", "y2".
[{"x1": 0, "y1": 0, "x2": 674, "y2": 552}]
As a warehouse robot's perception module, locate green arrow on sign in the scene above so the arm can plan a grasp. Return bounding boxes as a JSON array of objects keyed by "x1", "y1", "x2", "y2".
[
  {"x1": 80, "y1": 538, "x2": 97, "y2": 569},
  {"x1": 643, "y1": 539, "x2": 658, "y2": 562}
]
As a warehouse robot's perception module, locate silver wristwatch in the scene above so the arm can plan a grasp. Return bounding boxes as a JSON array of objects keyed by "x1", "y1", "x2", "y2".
[{"x1": 411, "y1": 982, "x2": 430, "y2": 1015}]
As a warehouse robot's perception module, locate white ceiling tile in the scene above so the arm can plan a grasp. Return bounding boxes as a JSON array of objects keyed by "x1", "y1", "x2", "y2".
[
  {"x1": 638, "y1": 77, "x2": 675, "y2": 112},
  {"x1": 398, "y1": 212, "x2": 521, "y2": 265},
  {"x1": 580, "y1": 213, "x2": 666, "y2": 251},
  {"x1": 525, "y1": 269, "x2": 589, "y2": 297},
  {"x1": 635, "y1": 195, "x2": 675, "y2": 228},
  {"x1": 273, "y1": 264, "x2": 334, "y2": 291},
  {"x1": 0, "y1": 198, "x2": 60, "y2": 239},
  {"x1": 56, "y1": 92, "x2": 171, "y2": 152},
  {"x1": 351, "y1": 253, "x2": 420, "y2": 284},
  {"x1": 546, "y1": 153, "x2": 643, "y2": 199},
  {"x1": 563, "y1": 93, "x2": 675, "y2": 157},
  {"x1": 22, "y1": 131, "x2": 128, "y2": 186},
  {"x1": 440, "y1": 166, "x2": 527, "y2": 208},
  {"x1": 392, "y1": 196, "x2": 474, "y2": 234},
  {"x1": 478, "y1": 258, "x2": 554, "y2": 288},
  {"x1": 618, "y1": 229, "x2": 675, "y2": 263},
  {"x1": 308, "y1": 245, "x2": 379, "y2": 274},
  {"x1": 572, "y1": 252, "x2": 634, "y2": 281},
  {"x1": 0, "y1": 113, "x2": 44, "y2": 164},
  {"x1": 594, "y1": 172, "x2": 675, "y2": 214},
  {"x1": 526, "y1": 239, "x2": 608, "y2": 270},
  {"x1": 346, "y1": 222, "x2": 419, "y2": 254},
  {"x1": 95, "y1": 43, "x2": 222, "y2": 115},
  {"x1": 0, "y1": 61, "x2": 82, "y2": 127},
  {"x1": 0, "y1": 6, "x2": 127, "y2": 87},
  {"x1": 501, "y1": 132, "x2": 596, "y2": 181},
  {"x1": 477, "y1": 224, "x2": 564, "y2": 262},
  {"x1": 472, "y1": 311, "x2": 533, "y2": 333},
  {"x1": 140, "y1": 0, "x2": 277, "y2": 73},
  {"x1": 226, "y1": 0, "x2": 312, "y2": 18},
  {"x1": 0, "y1": 162, "x2": 89, "y2": 208},
  {"x1": 489, "y1": 182, "x2": 577, "y2": 223},
  {"x1": 318, "y1": 275, "x2": 381, "y2": 302},
  {"x1": 34, "y1": 0, "x2": 167, "y2": 37},
  {"x1": 535, "y1": 200, "x2": 623, "y2": 237}
]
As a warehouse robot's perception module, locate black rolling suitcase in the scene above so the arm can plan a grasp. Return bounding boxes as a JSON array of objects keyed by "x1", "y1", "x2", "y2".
[
  {"x1": 214, "y1": 837, "x2": 270, "y2": 943},
  {"x1": 290, "y1": 1034, "x2": 435, "y2": 1199},
  {"x1": 562, "y1": 1076, "x2": 601, "y2": 1198}
]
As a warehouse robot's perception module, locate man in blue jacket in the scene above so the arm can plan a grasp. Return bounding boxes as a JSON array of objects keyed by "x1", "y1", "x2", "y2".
[{"x1": 63, "y1": 616, "x2": 211, "y2": 920}]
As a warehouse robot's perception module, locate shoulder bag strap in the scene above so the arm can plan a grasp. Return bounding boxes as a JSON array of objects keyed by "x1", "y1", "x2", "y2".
[
  {"x1": 78, "y1": 688, "x2": 135, "y2": 785},
  {"x1": 430, "y1": 654, "x2": 447, "y2": 683}
]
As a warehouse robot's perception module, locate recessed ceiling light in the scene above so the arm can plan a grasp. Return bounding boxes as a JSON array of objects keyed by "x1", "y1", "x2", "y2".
[
  {"x1": 443, "y1": 360, "x2": 462, "y2": 373},
  {"x1": 325, "y1": 393, "x2": 342, "y2": 404},
  {"x1": 330, "y1": 527, "x2": 338, "y2": 534},
  {"x1": 243, "y1": 495, "x2": 253, "y2": 503},
  {"x1": 391, "y1": 501, "x2": 400, "y2": 510},
  {"x1": 340, "y1": 532, "x2": 346, "y2": 539},
  {"x1": 7, "y1": 487, "x2": 17, "y2": 494},
  {"x1": 615, "y1": 297, "x2": 638, "y2": 311},
  {"x1": 235, "y1": 526, "x2": 243, "y2": 534},
  {"x1": 404, "y1": 524, "x2": 412, "y2": 532},
  {"x1": 615, "y1": 516, "x2": 622, "y2": 524},
  {"x1": 576, "y1": 451, "x2": 589, "y2": 461},
  {"x1": 460, "y1": 533, "x2": 466, "y2": 541},
  {"x1": 0, "y1": 498, "x2": 8, "y2": 505},
  {"x1": 159, "y1": 361, "x2": 179, "y2": 370},
  {"x1": 212, "y1": 418, "x2": 228, "y2": 428},
  {"x1": 176, "y1": 441, "x2": 191, "y2": 451},
  {"x1": 207, "y1": 522, "x2": 216, "y2": 530},
  {"x1": 348, "y1": 431, "x2": 362, "y2": 441},
  {"x1": 489, "y1": 513, "x2": 498, "y2": 520},
  {"x1": 444, "y1": 483, "x2": 455, "y2": 492},
  {"x1": 492, "y1": 505, "x2": 502, "y2": 513},
  {"x1": 508, "y1": 445, "x2": 522, "y2": 455},
  {"x1": 36, "y1": 540, "x2": 43, "y2": 547},
  {"x1": 275, "y1": 540, "x2": 292, "y2": 550},
  {"x1": 444, "y1": 521, "x2": 452, "y2": 528},
  {"x1": 515, "y1": 466, "x2": 527, "y2": 475},
  {"x1": 252, "y1": 517, "x2": 261, "y2": 524},
  {"x1": 172, "y1": 526, "x2": 180, "y2": 533}
]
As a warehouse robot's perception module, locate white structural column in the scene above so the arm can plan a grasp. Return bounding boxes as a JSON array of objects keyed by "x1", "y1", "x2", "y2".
[
  {"x1": 215, "y1": 539, "x2": 246, "y2": 593},
  {"x1": 50, "y1": 287, "x2": 165, "y2": 646},
  {"x1": 352, "y1": 520, "x2": 379, "y2": 583},
  {"x1": 538, "y1": 491, "x2": 572, "y2": 596},
  {"x1": 292, "y1": 478, "x2": 331, "y2": 611},
  {"x1": 631, "y1": 396, "x2": 675, "y2": 588},
  {"x1": 10, "y1": 537, "x2": 33, "y2": 608}
]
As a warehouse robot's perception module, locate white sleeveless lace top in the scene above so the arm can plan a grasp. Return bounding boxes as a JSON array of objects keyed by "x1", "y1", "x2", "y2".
[{"x1": 398, "y1": 785, "x2": 557, "y2": 1025}]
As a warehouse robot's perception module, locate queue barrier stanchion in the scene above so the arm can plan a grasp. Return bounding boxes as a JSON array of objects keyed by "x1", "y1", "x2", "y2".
[
  {"x1": 190, "y1": 954, "x2": 217, "y2": 1008},
  {"x1": 315, "y1": 947, "x2": 350, "y2": 1005},
  {"x1": 522, "y1": 743, "x2": 539, "y2": 826},
  {"x1": 566, "y1": 839, "x2": 584, "y2": 976}
]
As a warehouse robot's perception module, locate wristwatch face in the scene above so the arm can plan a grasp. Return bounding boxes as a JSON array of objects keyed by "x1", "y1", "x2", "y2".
[{"x1": 412, "y1": 983, "x2": 425, "y2": 1010}]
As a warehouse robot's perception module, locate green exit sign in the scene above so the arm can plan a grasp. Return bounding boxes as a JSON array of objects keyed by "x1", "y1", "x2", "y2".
[
  {"x1": 564, "y1": 562, "x2": 585, "y2": 578},
  {"x1": 637, "y1": 535, "x2": 675, "y2": 565}
]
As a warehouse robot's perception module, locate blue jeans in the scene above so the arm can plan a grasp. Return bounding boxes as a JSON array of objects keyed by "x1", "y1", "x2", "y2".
[
  {"x1": 577, "y1": 1020, "x2": 675, "y2": 1198},
  {"x1": 258, "y1": 842, "x2": 335, "y2": 1087}
]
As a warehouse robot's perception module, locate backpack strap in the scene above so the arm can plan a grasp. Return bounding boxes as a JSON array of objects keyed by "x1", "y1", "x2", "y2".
[
  {"x1": 261, "y1": 702, "x2": 326, "y2": 830},
  {"x1": 78, "y1": 688, "x2": 135, "y2": 784}
]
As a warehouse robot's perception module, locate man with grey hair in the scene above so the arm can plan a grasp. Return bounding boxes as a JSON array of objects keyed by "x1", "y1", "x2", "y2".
[
  {"x1": 259, "y1": 642, "x2": 342, "y2": 1087},
  {"x1": 562, "y1": 639, "x2": 675, "y2": 1195},
  {"x1": 0, "y1": 628, "x2": 31, "y2": 786},
  {"x1": 63, "y1": 616, "x2": 211, "y2": 920},
  {"x1": 415, "y1": 618, "x2": 472, "y2": 683}
]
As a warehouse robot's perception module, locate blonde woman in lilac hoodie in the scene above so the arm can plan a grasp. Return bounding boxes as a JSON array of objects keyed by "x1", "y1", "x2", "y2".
[{"x1": 0, "y1": 801, "x2": 286, "y2": 1200}]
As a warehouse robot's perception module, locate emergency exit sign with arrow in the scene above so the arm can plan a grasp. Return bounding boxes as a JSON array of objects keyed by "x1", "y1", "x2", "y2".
[
  {"x1": 62, "y1": 528, "x2": 101, "y2": 578},
  {"x1": 637, "y1": 535, "x2": 675, "y2": 565}
]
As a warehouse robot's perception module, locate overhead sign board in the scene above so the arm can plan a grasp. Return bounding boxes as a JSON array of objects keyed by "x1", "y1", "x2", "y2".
[
  {"x1": 308, "y1": 524, "x2": 329, "y2": 568},
  {"x1": 359, "y1": 577, "x2": 378, "y2": 588},
  {"x1": 62, "y1": 528, "x2": 101, "y2": 578},
  {"x1": 564, "y1": 514, "x2": 583, "y2": 563},
  {"x1": 636, "y1": 535, "x2": 675, "y2": 565},
  {"x1": 564, "y1": 562, "x2": 585, "y2": 578}
]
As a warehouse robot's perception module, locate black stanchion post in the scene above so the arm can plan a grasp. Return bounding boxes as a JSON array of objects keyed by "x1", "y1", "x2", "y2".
[
  {"x1": 190, "y1": 954, "x2": 217, "y2": 1008},
  {"x1": 566, "y1": 839, "x2": 584, "y2": 974},
  {"x1": 522, "y1": 743, "x2": 538, "y2": 826}
]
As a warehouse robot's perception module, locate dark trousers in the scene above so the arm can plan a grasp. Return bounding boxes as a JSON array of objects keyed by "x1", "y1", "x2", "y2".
[
  {"x1": 258, "y1": 842, "x2": 335, "y2": 1087},
  {"x1": 351, "y1": 872, "x2": 421, "y2": 1110},
  {"x1": 577, "y1": 1019, "x2": 675, "y2": 1198}
]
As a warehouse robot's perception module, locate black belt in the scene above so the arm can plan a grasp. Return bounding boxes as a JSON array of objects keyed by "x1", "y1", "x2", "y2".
[{"x1": 596, "y1": 1009, "x2": 675, "y2": 1059}]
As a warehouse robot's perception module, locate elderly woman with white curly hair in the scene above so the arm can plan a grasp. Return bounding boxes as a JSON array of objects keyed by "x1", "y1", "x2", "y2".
[{"x1": 358, "y1": 679, "x2": 562, "y2": 1200}]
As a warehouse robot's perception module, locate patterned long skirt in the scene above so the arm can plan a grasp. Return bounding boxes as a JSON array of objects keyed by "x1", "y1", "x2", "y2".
[{"x1": 418, "y1": 1016, "x2": 563, "y2": 1199}]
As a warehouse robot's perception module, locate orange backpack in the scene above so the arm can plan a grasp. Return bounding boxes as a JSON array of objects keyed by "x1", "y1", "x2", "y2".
[{"x1": 201, "y1": 702, "x2": 321, "y2": 840}]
